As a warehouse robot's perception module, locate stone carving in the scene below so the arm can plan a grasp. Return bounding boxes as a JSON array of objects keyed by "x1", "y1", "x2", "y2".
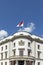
[{"x1": 19, "y1": 40, "x2": 24, "y2": 46}]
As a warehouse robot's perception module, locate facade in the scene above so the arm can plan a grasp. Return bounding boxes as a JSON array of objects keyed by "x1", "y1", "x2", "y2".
[{"x1": 0, "y1": 31, "x2": 43, "y2": 65}]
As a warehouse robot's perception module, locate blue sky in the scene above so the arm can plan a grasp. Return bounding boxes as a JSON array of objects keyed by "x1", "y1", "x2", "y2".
[{"x1": 0, "y1": 0, "x2": 43, "y2": 39}]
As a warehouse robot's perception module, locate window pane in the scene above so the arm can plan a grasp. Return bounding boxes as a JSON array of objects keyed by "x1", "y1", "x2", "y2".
[
  {"x1": 5, "y1": 62, "x2": 7, "y2": 65},
  {"x1": 1, "y1": 47, "x2": 3, "y2": 51},
  {"x1": 28, "y1": 50, "x2": 30, "y2": 56},
  {"x1": 38, "y1": 62, "x2": 40, "y2": 65},
  {"x1": 1, "y1": 53, "x2": 3, "y2": 59},
  {"x1": 5, "y1": 52, "x2": 7, "y2": 59},
  {"x1": 28, "y1": 42, "x2": 30, "y2": 47},
  {"x1": 5, "y1": 45, "x2": 7, "y2": 49},
  {"x1": 38, "y1": 45, "x2": 40, "y2": 49},
  {"x1": 14, "y1": 43, "x2": 15, "y2": 47},
  {"x1": 38, "y1": 52, "x2": 40, "y2": 58},
  {"x1": 19, "y1": 50, "x2": 23, "y2": 56},
  {"x1": 13, "y1": 50, "x2": 15, "y2": 56}
]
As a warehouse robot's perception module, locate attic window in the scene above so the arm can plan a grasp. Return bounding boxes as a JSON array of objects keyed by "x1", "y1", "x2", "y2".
[
  {"x1": 38, "y1": 45, "x2": 40, "y2": 49},
  {"x1": 20, "y1": 34, "x2": 23, "y2": 35},
  {"x1": 28, "y1": 42, "x2": 30, "y2": 47},
  {"x1": 14, "y1": 43, "x2": 15, "y2": 47}
]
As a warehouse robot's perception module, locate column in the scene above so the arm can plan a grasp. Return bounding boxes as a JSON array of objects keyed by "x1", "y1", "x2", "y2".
[
  {"x1": 24, "y1": 60, "x2": 26, "y2": 65},
  {"x1": 15, "y1": 60, "x2": 18, "y2": 65}
]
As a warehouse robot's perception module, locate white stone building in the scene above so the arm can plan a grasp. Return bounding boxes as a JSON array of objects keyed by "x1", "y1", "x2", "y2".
[{"x1": 0, "y1": 31, "x2": 43, "y2": 65}]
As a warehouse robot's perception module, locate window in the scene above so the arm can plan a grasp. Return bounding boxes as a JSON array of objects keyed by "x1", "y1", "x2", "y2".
[
  {"x1": 1, "y1": 53, "x2": 3, "y2": 59},
  {"x1": 13, "y1": 50, "x2": 15, "y2": 56},
  {"x1": 5, "y1": 45, "x2": 7, "y2": 49},
  {"x1": 20, "y1": 34, "x2": 23, "y2": 35},
  {"x1": 19, "y1": 49, "x2": 24, "y2": 56},
  {"x1": 38, "y1": 62, "x2": 40, "y2": 65},
  {"x1": 1, "y1": 62, "x2": 3, "y2": 65},
  {"x1": 5, "y1": 62, "x2": 7, "y2": 65},
  {"x1": 37, "y1": 52, "x2": 40, "y2": 58},
  {"x1": 38, "y1": 45, "x2": 40, "y2": 49},
  {"x1": 1, "y1": 47, "x2": 3, "y2": 51},
  {"x1": 5, "y1": 52, "x2": 7, "y2": 59},
  {"x1": 28, "y1": 42, "x2": 30, "y2": 47},
  {"x1": 28, "y1": 50, "x2": 30, "y2": 56},
  {"x1": 14, "y1": 43, "x2": 15, "y2": 47}
]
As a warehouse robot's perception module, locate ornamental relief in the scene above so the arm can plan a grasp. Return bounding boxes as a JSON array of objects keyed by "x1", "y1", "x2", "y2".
[{"x1": 19, "y1": 40, "x2": 24, "y2": 46}]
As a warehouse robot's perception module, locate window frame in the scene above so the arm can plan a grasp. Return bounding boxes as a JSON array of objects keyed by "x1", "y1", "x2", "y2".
[
  {"x1": 1, "y1": 53, "x2": 3, "y2": 59},
  {"x1": 38, "y1": 45, "x2": 40, "y2": 49},
  {"x1": 5, "y1": 62, "x2": 7, "y2": 65},
  {"x1": 28, "y1": 42, "x2": 30, "y2": 47},
  {"x1": 19, "y1": 49, "x2": 24, "y2": 56},
  {"x1": 14, "y1": 43, "x2": 15, "y2": 47},
  {"x1": 1, "y1": 47, "x2": 3, "y2": 51},
  {"x1": 5, "y1": 52, "x2": 7, "y2": 59},
  {"x1": 5, "y1": 45, "x2": 7, "y2": 50},
  {"x1": 38, "y1": 62, "x2": 40, "y2": 65}
]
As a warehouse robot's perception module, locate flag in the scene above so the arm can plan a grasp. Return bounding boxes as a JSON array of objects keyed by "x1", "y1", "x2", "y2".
[{"x1": 16, "y1": 21, "x2": 24, "y2": 27}]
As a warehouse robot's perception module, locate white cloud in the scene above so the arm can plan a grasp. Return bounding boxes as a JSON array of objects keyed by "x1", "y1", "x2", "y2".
[
  {"x1": 18, "y1": 22, "x2": 35, "y2": 33},
  {"x1": 0, "y1": 30, "x2": 8, "y2": 40}
]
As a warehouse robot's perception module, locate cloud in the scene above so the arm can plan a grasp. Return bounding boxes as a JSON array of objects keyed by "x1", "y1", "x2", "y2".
[
  {"x1": 0, "y1": 30, "x2": 8, "y2": 40},
  {"x1": 18, "y1": 22, "x2": 35, "y2": 33}
]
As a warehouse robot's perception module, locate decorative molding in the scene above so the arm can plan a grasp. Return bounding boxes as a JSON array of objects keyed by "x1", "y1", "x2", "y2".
[
  {"x1": 0, "y1": 35, "x2": 43, "y2": 45},
  {"x1": 19, "y1": 40, "x2": 24, "y2": 46}
]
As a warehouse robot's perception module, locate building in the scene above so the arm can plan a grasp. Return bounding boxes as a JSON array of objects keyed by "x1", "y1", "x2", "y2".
[{"x1": 0, "y1": 31, "x2": 43, "y2": 65}]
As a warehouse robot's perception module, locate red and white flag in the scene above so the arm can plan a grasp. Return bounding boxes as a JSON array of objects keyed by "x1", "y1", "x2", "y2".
[{"x1": 16, "y1": 21, "x2": 24, "y2": 27}]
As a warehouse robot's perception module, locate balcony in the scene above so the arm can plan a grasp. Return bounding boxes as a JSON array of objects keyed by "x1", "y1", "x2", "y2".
[{"x1": 9, "y1": 55, "x2": 35, "y2": 61}]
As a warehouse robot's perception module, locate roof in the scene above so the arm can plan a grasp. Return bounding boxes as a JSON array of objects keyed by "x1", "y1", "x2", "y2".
[{"x1": 0, "y1": 31, "x2": 43, "y2": 44}]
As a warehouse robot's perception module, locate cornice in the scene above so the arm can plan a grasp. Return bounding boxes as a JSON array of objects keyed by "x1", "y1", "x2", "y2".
[{"x1": 0, "y1": 33, "x2": 43, "y2": 45}]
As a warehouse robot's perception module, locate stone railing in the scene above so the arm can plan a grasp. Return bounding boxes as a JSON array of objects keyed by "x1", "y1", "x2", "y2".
[{"x1": 9, "y1": 55, "x2": 35, "y2": 60}]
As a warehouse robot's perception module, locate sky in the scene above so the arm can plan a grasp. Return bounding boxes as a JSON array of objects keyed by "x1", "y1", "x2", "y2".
[{"x1": 0, "y1": 0, "x2": 43, "y2": 39}]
